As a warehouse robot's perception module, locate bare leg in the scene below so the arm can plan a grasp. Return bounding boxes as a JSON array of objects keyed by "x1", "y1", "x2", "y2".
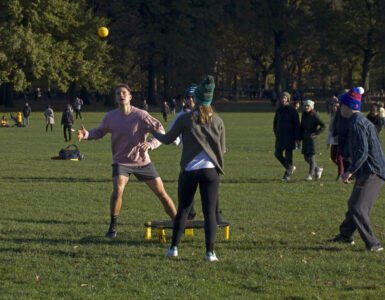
[
  {"x1": 145, "y1": 177, "x2": 176, "y2": 219},
  {"x1": 111, "y1": 175, "x2": 129, "y2": 216}
]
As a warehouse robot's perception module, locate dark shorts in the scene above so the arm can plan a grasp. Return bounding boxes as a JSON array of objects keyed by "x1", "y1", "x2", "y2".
[{"x1": 112, "y1": 162, "x2": 160, "y2": 181}]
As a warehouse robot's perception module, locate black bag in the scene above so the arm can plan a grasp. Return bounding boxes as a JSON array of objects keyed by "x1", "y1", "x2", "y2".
[{"x1": 59, "y1": 144, "x2": 80, "y2": 160}]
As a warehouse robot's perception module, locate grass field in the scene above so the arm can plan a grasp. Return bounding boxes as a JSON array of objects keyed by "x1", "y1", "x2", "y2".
[{"x1": 1, "y1": 106, "x2": 385, "y2": 299}]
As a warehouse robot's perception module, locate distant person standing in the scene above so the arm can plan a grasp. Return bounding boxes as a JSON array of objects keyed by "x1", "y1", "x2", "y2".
[
  {"x1": 300, "y1": 100, "x2": 325, "y2": 181},
  {"x1": 34, "y1": 87, "x2": 42, "y2": 101},
  {"x1": 161, "y1": 101, "x2": 170, "y2": 122},
  {"x1": 273, "y1": 91, "x2": 301, "y2": 181},
  {"x1": 332, "y1": 87, "x2": 385, "y2": 252},
  {"x1": 73, "y1": 97, "x2": 84, "y2": 120},
  {"x1": 22, "y1": 102, "x2": 31, "y2": 127},
  {"x1": 170, "y1": 98, "x2": 177, "y2": 114},
  {"x1": 44, "y1": 105, "x2": 55, "y2": 132},
  {"x1": 142, "y1": 99, "x2": 149, "y2": 111},
  {"x1": 366, "y1": 104, "x2": 382, "y2": 134},
  {"x1": 61, "y1": 104, "x2": 74, "y2": 142},
  {"x1": 327, "y1": 99, "x2": 344, "y2": 180}
]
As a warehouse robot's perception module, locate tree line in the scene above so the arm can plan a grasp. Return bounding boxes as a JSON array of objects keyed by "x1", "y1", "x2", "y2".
[{"x1": 1, "y1": 0, "x2": 385, "y2": 107}]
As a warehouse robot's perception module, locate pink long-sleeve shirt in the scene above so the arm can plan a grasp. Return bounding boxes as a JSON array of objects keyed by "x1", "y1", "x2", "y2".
[{"x1": 85, "y1": 107, "x2": 164, "y2": 166}]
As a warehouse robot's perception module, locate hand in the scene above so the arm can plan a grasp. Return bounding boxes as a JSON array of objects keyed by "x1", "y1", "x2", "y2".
[
  {"x1": 150, "y1": 122, "x2": 161, "y2": 133},
  {"x1": 77, "y1": 125, "x2": 87, "y2": 142},
  {"x1": 341, "y1": 172, "x2": 353, "y2": 184},
  {"x1": 138, "y1": 142, "x2": 152, "y2": 159},
  {"x1": 311, "y1": 133, "x2": 317, "y2": 139}
]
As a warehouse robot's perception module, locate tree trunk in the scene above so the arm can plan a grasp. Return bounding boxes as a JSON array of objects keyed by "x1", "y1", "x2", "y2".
[
  {"x1": 361, "y1": 48, "x2": 372, "y2": 93},
  {"x1": 232, "y1": 73, "x2": 238, "y2": 101},
  {"x1": 273, "y1": 31, "x2": 283, "y2": 96},
  {"x1": 147, "y1": 54, "x2": 156, "y2": 105},
  {"x1": 5, "y1": 83, "x2": 14, "y2": 108}
]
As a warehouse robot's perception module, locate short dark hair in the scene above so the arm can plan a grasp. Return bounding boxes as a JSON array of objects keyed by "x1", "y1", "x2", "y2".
[{"x1": 115, "y1": 83, "x2": 131, "y2": 92}]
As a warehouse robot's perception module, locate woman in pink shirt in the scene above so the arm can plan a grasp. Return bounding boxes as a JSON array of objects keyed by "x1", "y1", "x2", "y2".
[{"x1": 78, "y1": 84, "x2": 176, "y2": 238}]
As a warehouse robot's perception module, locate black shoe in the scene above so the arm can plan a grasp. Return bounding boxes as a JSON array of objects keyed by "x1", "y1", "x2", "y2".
[
  {"x1": 105, "y1": 224, "x2": 117, "y2": 238},
  {"x1": 332, "y1": 234, "x2": 355, "y2": 245}
]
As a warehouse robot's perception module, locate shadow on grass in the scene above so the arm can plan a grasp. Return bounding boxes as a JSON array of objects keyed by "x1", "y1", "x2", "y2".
[
  {"x1": 223, "y1": 239, "x2": 344, "y2": 252},
  {"x1": 2, "y1": 176, "x2": 110, "y2": 183}
]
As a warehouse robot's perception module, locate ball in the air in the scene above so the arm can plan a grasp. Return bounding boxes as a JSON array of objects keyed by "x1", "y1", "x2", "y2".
[{"x1": 98, "y1": 27, "x2": 109, "y2": 38}]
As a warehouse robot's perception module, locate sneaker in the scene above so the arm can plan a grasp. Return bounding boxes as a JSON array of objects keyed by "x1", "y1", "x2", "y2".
[
  {"x1": 315, "y1": 167, "x2": 324, "y2": 180},
  {"x1": 369, "y1": 244, "x2": 384, "y2": 252},
  {"x1": 105, "y1": 224, "x2": 117, "y2": 238},
  {"x1": 205, "y1": 251, "x2": 219, "y2": 262},
  {"x1": 305, "y1": 174, "x2": 313, "y2": 181},
  {"x1": 287, "y1": 165, "x2": 296, "y2": 176},
  {"x1": 336, "y1": 175, "x2": 342, "y2": 181},
  {"x1": 166, "y1": 246, "x2": 178, "y2": 257},
  {"x1": 332, "y1": 234, "x2": 355, "y2": 245},
  {"x1": 281, "y1": 170, "x2": 290, "y2": 182}
]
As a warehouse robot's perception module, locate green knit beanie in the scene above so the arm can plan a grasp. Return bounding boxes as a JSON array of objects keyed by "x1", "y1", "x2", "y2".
[
  {"x1": 193, "y1": 75, "x2": 215, "y2": 106},
  {"x1": 282, "y1": 91, "x2": 291, "y2": 102}
]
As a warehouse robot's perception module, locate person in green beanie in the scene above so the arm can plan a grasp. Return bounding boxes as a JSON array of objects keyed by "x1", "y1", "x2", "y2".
[
  {"x1": 151, "y1": 75, "x2": 225, "y2": 262},
  {"x1": 273, "y1": 91, "x2": 301, "y2": 181}
]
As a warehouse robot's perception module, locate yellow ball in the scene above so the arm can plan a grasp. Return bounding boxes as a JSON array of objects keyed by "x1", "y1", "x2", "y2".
[{"x1": 98, "y1": 27, "x2": 109, "y2": 38}]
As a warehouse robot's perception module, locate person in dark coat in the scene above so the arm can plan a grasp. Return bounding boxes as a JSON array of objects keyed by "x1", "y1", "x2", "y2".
[
  {"x1": 366, "y1": 104, "x2": 382, "y2": 134},
  {"x1": 61, "y1": 104, "x2": 74, "y2": 142},
  {"x1": 273, "y1": 91, "x2": 301, "y2": 181},
  {"x1": 300, "y1": 100, "x2": 325, "y2": 181}
]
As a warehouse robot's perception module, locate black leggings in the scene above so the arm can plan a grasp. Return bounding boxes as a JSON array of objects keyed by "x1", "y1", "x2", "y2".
[
  {"x1": 171, "y1": 168, "x2": 219, "y2": 252},
  {"x1": 63, "y1": 125, "x2": 72, "y2": 141}
]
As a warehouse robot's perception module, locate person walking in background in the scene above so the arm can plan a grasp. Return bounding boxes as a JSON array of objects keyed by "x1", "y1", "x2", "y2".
[
  {"x1": 77, "y1": 83, "x2": 176, "y2": 238},
  {"x1": 44, "y1": 105, "x2": 54, "y2": 132},
  {"x1": 300, "y1": 100, "x2": 325, "y2": 181},
  {"x1": 61, "y1": 104, "x2": 74, "y2": 142},
  {"x1": 152, "y1": 75, "x2": 225, "y2": 262},
  {"x1": 327, "y1": 99, "x2": 344, "y2": 180},
  {"x1": 273, "y1": 91, "x2": 300, "y2": 181},
  {"x1": 22, "y1": 102, "x2": 31, "y2": 127},
  {"x1": 161, "y1": 101, "x2": 170, "y2": 122},
  {"x1": 73, "y1": 97, "x2": 84, "y2": 120},
  {"x1": 332, "y1": 87, "x2": 385, "y2": 252},
  {"x1": 366, "y1": 104, "x2": 382, "y2": 134}
]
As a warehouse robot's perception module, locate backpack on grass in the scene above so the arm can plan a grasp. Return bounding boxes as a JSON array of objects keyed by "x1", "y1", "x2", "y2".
[{"x1": 58, "y1": 144, "x2": 83, "y2": 160}]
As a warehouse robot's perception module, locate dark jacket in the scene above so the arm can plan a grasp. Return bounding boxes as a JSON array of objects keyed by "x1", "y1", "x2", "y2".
[
  {"x1": 153, "y1": 111, "x2": 225, "y2": 174},
  {"x1": 366, "y1": 113, "x2": 382, "y2": 133},
  {"x1": 348, "y1": 113, "x2": 385, "y2": 180},
  {"x1": 333, "y1": 109, "x2": 350, "y2": 158},
  {"x1": 61, "y1": 109, "x2": 74, "y2": 126},
  {"x1": 300, "y1": 111, "x2": 325, "y2": 155},
  {"x1": 22, "y1": 106, "x2": 31, "y2": 117},
  {"x1": 273, "y1": 105, "x2": 300, "y2": 150}
]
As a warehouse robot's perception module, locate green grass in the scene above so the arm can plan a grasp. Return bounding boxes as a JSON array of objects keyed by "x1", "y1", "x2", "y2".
[{"x1": 1, "y1": 108, "x2": 385, "y2": 299}]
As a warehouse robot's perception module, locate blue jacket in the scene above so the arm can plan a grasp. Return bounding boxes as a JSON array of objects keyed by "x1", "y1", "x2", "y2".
[{"x1": 348, "y1": 113, "x2": 385, "y2": 180}]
